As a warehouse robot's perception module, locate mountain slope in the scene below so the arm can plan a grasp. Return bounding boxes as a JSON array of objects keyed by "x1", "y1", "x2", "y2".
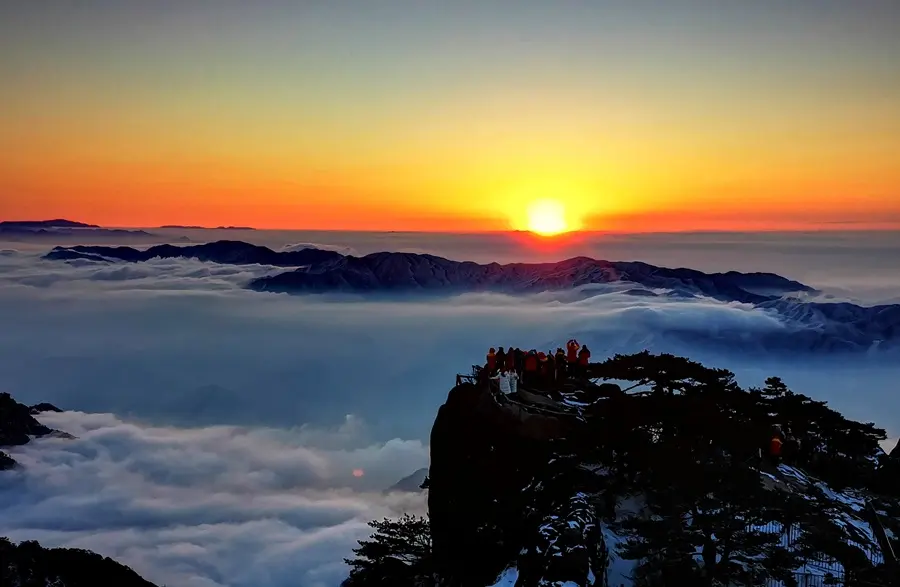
[
  {"x1": 248, "y1": 252, "x2": 812, "y2": 304},
  {"x1": 386, "y1": 467, "x2": 429, "y2": 494}
]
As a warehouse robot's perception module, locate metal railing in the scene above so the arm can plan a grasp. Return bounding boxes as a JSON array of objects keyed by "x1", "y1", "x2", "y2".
[
  {"x1": 763, "y1": 573, "x2": 839, "y2": 587},
  {"x1": 750, "y1": 518, "x2": 883, "y2": 563}
]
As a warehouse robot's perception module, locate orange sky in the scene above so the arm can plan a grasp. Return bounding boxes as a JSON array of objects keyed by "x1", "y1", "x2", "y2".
[{"x1": 3, "y1": 3, "x2": 899, "y2": 232}]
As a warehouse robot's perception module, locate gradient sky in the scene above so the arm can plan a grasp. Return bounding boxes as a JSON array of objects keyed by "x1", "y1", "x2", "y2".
[{"x1": 2, "y1": 1, "x2": 900, "y2": 231}]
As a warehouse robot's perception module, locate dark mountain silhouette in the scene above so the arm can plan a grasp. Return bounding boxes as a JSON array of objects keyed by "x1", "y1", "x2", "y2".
[
  {"x1": 0, "y1": 538, "x2": 158, "y2": 587},
  {"x1": 30, "y1": 402, "x2": 63, "y2": 414},
  {"x1": 47, "y1": 240, "x2": 810, "y2": 303},
  {"x1": 385, "y1": 467, "x2": 429, "y2": 494},
  {"x1": 1, "y1": 219, "x2": 159, "y2": 243},
  {"x1": 344, "y1": 352, "x2": 900, "y2": 587},
  {"x1": 46, "y1": 240, "x2": 344, "y2": 267},
  {"x1": 249, "y1": 252, "x2": 812, "y2": 304},
  {"x1": 160, "y1": 225, "x2": 256, "y2": 230},
  {"x1": 0, "y1": 219, "x2": 99, "y2": 228},
  {"x1": 0, "y1": 391, "x2": 55, "y2": 469}
]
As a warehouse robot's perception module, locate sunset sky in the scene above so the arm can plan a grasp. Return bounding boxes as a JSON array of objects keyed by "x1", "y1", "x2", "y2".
[{"x1": 2, "y1": 1, "x2": 899, "y2": 232}]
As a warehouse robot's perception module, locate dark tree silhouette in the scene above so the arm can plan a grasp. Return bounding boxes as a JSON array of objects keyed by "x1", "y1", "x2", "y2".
[
  {"x1": 342, "y1": 515, "x2": 432, "y2": 587},
  {"x1": 0, "y1": 537, "x2": 158, "y2": 587}
]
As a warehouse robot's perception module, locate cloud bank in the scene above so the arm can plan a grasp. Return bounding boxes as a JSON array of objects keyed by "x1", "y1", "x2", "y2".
[
  {"x1": 1, "y1": 410, "x2": 427, "y2": 587},
  {"x1": 41, "y1": 238, "x2": 900, "y2": 353},
  {"x1": 2, "y1": 248, "x2": 899, "y2": 436}
]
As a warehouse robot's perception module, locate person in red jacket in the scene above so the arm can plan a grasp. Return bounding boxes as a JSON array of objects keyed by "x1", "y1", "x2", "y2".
[
  {"x1": 770, "y1": 436, "x2": 783, "y2": 462},
  {"x1": 524, "y1": 350, "x2": 538, "y2": 385},
  {"x1": 486, "y1": 348, "x2": 497, "y2": 373},
  {"x1": 566, "y1": 339, "x2": 580, "y2": 364},
  {"x1": 504, "y1": 349, "x2": 516, "y2": 373}
]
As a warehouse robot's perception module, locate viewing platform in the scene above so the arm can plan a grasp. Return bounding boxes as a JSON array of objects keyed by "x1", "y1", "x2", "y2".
[{"x1": 454, "y1": 360, "x2": 650, "y2": 419}]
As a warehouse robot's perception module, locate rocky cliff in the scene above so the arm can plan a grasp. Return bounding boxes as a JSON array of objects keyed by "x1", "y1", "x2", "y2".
[{"x1": 419, "y1": 353, "x2": 900, "y2": 587}]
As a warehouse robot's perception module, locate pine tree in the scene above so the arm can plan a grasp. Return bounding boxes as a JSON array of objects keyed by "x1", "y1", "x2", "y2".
[
  {"x1": 618, "y1": 441, "x2": 809, "y2": 587},
  {"x1": 342, "y1": 515, "x2": 432, "y2": 587}
]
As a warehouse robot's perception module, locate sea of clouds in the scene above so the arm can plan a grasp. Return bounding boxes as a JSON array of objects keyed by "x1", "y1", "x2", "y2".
[
  {"x1": 1, "y1": 410, "x2": 427, "y2": 587},
  {"x1": 1, "y1": 230, "x2": 899, "y2": 586}
]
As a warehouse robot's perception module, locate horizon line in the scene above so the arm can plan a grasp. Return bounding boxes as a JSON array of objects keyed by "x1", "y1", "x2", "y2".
[{"x1": 7, "y1": 219, "x2": 900, "y2": 236}]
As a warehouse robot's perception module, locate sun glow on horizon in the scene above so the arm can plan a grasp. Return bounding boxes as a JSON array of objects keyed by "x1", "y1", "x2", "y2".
[{"x1": 525, "y1": 199, "x2": 574, "y2": 236}]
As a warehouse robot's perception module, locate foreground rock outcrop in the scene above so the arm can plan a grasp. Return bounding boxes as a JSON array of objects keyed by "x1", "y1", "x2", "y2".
[
  {"x1": 1, "y1": 392, "x2": 159, "y2": 586},
  {"x1": 0, "y1": 537, "x2": 158, "y2": 587},
  {"x1": 0, "y1": 392, "x2": 57, "y2": 470},
  {"x1": 347, "y1": 352, "x2": 900, "y2": 587}
]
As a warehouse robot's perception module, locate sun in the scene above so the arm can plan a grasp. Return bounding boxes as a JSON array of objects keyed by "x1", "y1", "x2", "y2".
[{"x1": 526, "y1": 199, "x2": 570, "y2": 236}]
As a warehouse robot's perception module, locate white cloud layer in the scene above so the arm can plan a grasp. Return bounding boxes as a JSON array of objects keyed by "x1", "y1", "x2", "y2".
[
  {"x1": 1, "y1": 410, "x2": 427, "y2": 587},
  {"x1": 1, "y1": 232, "x2": 898, "y2": 586}
]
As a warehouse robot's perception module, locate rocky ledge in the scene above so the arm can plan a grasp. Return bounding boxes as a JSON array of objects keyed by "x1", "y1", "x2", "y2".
[{"x1": 0, "y1": 391, "x2": 62, "y2": 470}]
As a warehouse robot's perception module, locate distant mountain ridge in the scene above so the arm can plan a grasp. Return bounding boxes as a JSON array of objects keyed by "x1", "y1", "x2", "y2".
[
  {"x1": 45, "y1": 240, "x2": 811, "y2": 302},
  {"x1": 43, "y1": 240, "x2": 900, "y2": 352},
  {"x1": 250, "y1": 252, "x2": 812, "y2": 305},
  {"x1": 46, "y1": 240, "x2": 343, "y2": 267},
  {"x1": 160, "y1": 225, "x2": 256, "y2": 230},
  {"x1": 1, "y1": 218, "x2": 161, "y2": 243},
  {"x1": 1, "y1": 219, "x2": 99, "y2": 228},
  {"x1": 385, "y1": 467, "x2": 429, "y2": 494}
]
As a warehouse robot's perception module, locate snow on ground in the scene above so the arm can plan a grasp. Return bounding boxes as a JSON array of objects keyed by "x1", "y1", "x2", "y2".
[
  {"x1": 492, "y1": 464, "x2": 883, "y2": 587},
  {"x1": 488, "y1": 566, "x2": 519, "y2": 586},
  {"x1": 602, "y1": 523, "x2": 635, "y2": 587}
]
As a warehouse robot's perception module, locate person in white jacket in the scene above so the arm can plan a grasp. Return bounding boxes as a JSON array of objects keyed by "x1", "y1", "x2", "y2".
[
  {"x1": 508, "y1": 370, "x2": 519, "y2": 395},
  {"x1": 491, "y1": 370, "x2": 512, "y2": 395}
]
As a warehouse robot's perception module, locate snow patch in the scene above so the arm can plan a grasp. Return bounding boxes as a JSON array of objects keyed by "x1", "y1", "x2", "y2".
[{"x1": 489, "y1": 566, "x2": 519, "y2": 586}]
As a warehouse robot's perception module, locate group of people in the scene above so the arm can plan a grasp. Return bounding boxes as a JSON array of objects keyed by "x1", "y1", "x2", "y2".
[
  {"x1": 761, "y1": 424, "x2": 807, "y2": 468},
  {"x1": 767, "y1": 424, "x2": 797, "y2": 463},
  {"x1": 484, "y1": 339, "x2": 592, "y2": 394}
]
